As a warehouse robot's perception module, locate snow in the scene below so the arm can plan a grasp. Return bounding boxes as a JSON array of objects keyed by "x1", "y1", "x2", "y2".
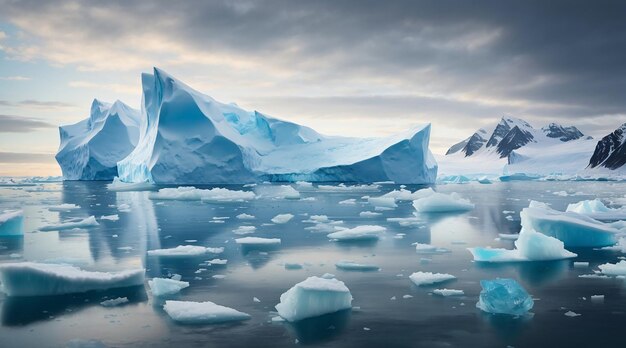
[
  {"x1": 368, "y1": 196, "x2": 397, "y2": 208},
  {"x1": 163, "y1": 300, "x2": 251, "y2": 324},
  {"x1": 116, "y1": 68, "x2": 437, "y2": 185},
  {"x1": 412, "y1": 191, "x2": 474, "y2": 213},
  {"x1": 48, "y1": 203, "x2": 81, "y2": 212},
  {"x1": 468, "y1": 229, "x2": 577, "y2": 262},
  {"x1": 261, "y1": 185, "x2": 301, "y2": 200},
  {"x1": 100, "y1": 214, "x2": 119, "y2": 221},
  {"x1": 521, "y1": 201, "x2": 619, "y2": 247},
  {"x1": 149, "y1": 186, "x2": 255, "y2": 202},
  {"x1": 39, "y1": 216, "x2": 99, "y2": 231},
  {"x1": 275, "y1": 276, "x2": 353, "y2": 322},
  {"x1": 335, "y1": 261, "x2": 380, "y2": 271},
  {"x1": 476, "y1": 278, "x2": 533, "y2": 316},
  {"x1": 360, "y1": 211, "x2": 382, "y2": 218},
  {"x1": 100, "y1": 297, "x2": 129, "y2": 307},
  {"x1": 236, "y1": 213, "x2": 255, "y2": 220},
  {"x1": 327, "y1": 225, "x2": 386, "y2": 241},
  {"x1": 56, "y1": 99, "x2": 140, "y2": 180},
  {"x1": 148, "y1": 277, "x2": 190, "y2": 297},
  {"x1": 409, "y1": 272, "x2": 456, "y2": 286},
  {"x1": 0, "y1": 210, "x2": 23, "y2": 236},
  {"x1": 598, "y1": 260, "x2": 626, "y2": 276},
  {"x1": 271, "y1": 213, "x2": 294, "y2": 224},
  {"x1": 147, "y1": 245, "x2": 223, "y2": 257},
  {"x1": 566, "y1": 199, "x2": 626, "y2": 220},
  {"x1": 235, "y1": 237, "x2": 281, "y2": 245},
  {"x1": 433, "y1": 289, "x2": 464, "y2": 297},
  {"x1": 0, "y1": 262, "x2": 144, "y2": 296}
]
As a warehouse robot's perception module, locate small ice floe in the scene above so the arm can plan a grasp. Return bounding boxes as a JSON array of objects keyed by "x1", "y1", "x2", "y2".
[
  {"x1": 100, "y1": 214, "x2": 119, "y2": 221},
  {"x1": 284, "y1": 262, "x2": 303, "y2": 270},
  {"x1": 360, "y1": 211, "x2": 382, "y2": 218},
  {"x1": 380, "y1": 188, "x2": 423, "y2": 201},
  {"x1": 412, "y1": 188, "x2": 474, "y2": 213},
  {"x1": 0, "y1": 262, "x2": 144, "y2": 296},
  {"x1": 321, "y1": 273, "x2": 336, "y2": 279},
  {"x1": 565, "y1": 199, "x2": 626, "y2": 221},
  {"x1": 327, "y1": 225, "x2": 385, "y2": 241},
  {"x1": 433, "y1": 289, "x2": 464, "y2": 297},
  {"x1": 578, "y1": 274, "x2": 610, "y2": 279},
  {"x1": 590, "y1": 295, "x2": 604, "y2": 303},
  {"x1": 368, "y1": 196, "x2": 397, "y2": 209},
  {"x1": 150, "y1": 186, "x2": 255, "y2": 202},
  {"x1": 402, "y1": 294, "x2": 413, "y2": 299},
  {"x1": 409, "y1": 272, "x2": 456, "y2": 286},
  {"x1": 207, "y1": 259, "x2": 228, "y2": 265},
  {"x1": 253, "y1": 297, "x2": 261, "y2": 303},
  {"x1": 236, "y1": 213, "x2": 255, "y2": 220},
  {"x1": 598, "y1": 260, "x2": 626, "y2": 276},
  {"x1": 573, "y1": 262, "x2": 589, "y2": 268},
  {"x1": 260, "y1": 185, "x2": 300, "y2": 200},
  {"x1": 235, "y1": 237, "x2": 281, "y2": 246},
  {"x1": 148, "y1": 277, "x2": 190, "y2": 297},
  {"x1": 317, "y1": 184, "x2": 379, "y2": 192},
  {"x1": 394, "y1": 233, "x2": 406, "y2": 239},
  {"x1": 520, "y1": 201, "x2": 619, "y2": 247},
  {"x1": 339, "y1": 199, "x2": 357, "y2": 205},
  {"x1": 117, "y1": 204, "x2": 131, "y2": 213},
  {"x1": 233, "y1": 226, "x2": 257, "y2": 235},
  {"x1": 477, "y1": 177, "x2": 492, "y2": 184},
  {"x1": 163, "y1": 300, "x2": 251, "y2": 324},
  {"x1": 468, "y1": 229, "x2": 577, "y2": 263},
  {"x1": 477, "y1": 278, "x2": 533, "y2": 316},
  {"x1": 335, "y1": 260, "x2": 380, "y2": 271},
  {"x1": 0, "y1": 210, "x2": 23, "y2": 236},
  {"x1": 107, "y1": 177, "x2": 154, "y2": 192},
  {"x1": 413, "y1": 243, "x2": 450, "y2": 254},
  {"x1": 271, "y1": 214, "x2": 294, "y2": 224},
  {"x1": 275, "y1": 276, "x2": 352, "y2": 321},
  {"x1": 499, "y1": 233, "x2": 519, "y2": 240},
  {"x1": 564, "y1": 310, "x2": 581, "y2": 317},
  {"x1": 387, "y1": 216, "x2": 424, "y2": 227},
  {"x1": 39, "y1": 216, "x2": 99, "y2": 231},
  {"x1": 212, "y1": 274, "x2": 226, "y2": 279},
  {"x1": 505, "y1": 215, "x2": 514, "y2": 221},
  {"x1": 48, "y1": 203, "x2": 80, "y2": 212},
  {"x1": 100, "y1": 297, "x2": 129, "y2": 307},
  {"x1": 147, "y1": 245, "x2": 224, "y2": 257}
]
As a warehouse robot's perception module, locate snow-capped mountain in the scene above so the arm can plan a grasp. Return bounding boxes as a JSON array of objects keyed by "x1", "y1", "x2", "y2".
[
  {"x1": 55, "y1": 99, "x2": 140, "y2": 180},
  {"x1": 588, "y1": 123, "x2": 626, "y2": 170}
]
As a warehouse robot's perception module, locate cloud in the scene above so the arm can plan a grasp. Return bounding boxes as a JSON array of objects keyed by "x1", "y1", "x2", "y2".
[
  {"x1": 0, "y1": 114, "x2": 54, "y2": 132},
  {"x1": 0, "y1": 76, "x2": 31, "y2": 81},
  {"x1": 68, "y1": 81, "x2": 137, "y2": 95},
  {"x1": 0, "y1": 151, "x2": 54, "y2": 163},
  {"x1": 16, "y1": 100, "x2": 75, "y2": 108}
]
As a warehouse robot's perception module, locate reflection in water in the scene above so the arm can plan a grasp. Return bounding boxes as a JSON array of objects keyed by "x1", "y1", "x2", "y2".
[
  {"x1": 473, "y1": 260, "x2": 568, "y2": 287},
  {"x1": 286, "y1": 309, "x2": 352, "y2": 345},
  {"x1": 0, "y1": 237, "x2": 23, "y2": 257},
  {"x1": 479, "y1": 311, "x2": 533, "y2": 342}
]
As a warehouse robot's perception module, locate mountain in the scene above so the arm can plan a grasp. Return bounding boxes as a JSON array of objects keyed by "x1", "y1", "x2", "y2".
[
  {"x1": 114, "y1": 68, "x2": 437, "y2": 184},
  {"x1": 55, "y1": 99, "x2": 140, "y2": 180},
  {"x1": 588, "y1": 123, "x2": 626, "y2": 170}
]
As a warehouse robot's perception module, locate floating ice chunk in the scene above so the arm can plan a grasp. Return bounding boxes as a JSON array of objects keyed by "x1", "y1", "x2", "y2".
[
  {"x1": 147, "y1": 245, "x2": 223, "y2": 257},
  {"x1": 433, "y1": 289, "x2": 464, "y2": 297},
  {"x1": 39, "y1": 216, "x2": 99, "y2": 231},
  {"x1": 317, "y1": 184, "x2": 380, "y2": 192},
  {"x1": 0, "y1": 210, "x2": 23, "y2": 236},
  {"x1": 381, "y1": 188, "x2": 422, "y2": 201},
  {"x1": 476, "y1": 279, "x2": 533, "y2": 316},
  {"x1": 387, "y1": 216, "x2": 424, "y2": 227},
  {"x1": 413, "y1": 192, "x2": 474, "y2": 213},
  {"x1": 262, "y1": 185, "x2": 300, "y2": 200},
  {"x1": 207, "y1": 259, "x2": 228, "y2": 265},
  {"x1": 477, "y1": 177, "x2": 492, "y2": 184},
  {"x1": 321, "y1": 273, "x2": 336, "y2": 279},
  {"x1": 0, "y1": 262, "x2": 144, "y2": 296},
  {"x1": 335, "y1": 261, "x2": 380, "y2": 271},
  {"x1": 499, "y1": 233, "x2": 519, "y2": 240},
  {"x1": 163, "y1": 300, "x2": 251, "y2": 324},
  {"x1": 235, "y1": 237, "x2": 281, "y2": 245},
  {"x1": 275, "y1": 276, "x2": 353, "y2": 322},
  {"x1": 564, "y1": 311, "x2": 581, "y2": 317},
  {"x1": 413, "y1": 243, "x2": 450, "y2": 254},
  {"x1": 107, "y1": 177, "x2": 154, "y2": 192},
  {"x1": 100, "y1": 214, "x2": 119, "y2": 221},
  {"x1": 566, "y1": 199, "x2": 626, "y2": 221},
  {"x1": 148, "y1": 277, "x2": 190, "y2": 297},
  {"x1": 368, "y1": 196, "x2": 397, "y2": 208},
  {"x1": 150, "y1": 187, "x2": 255, "y2": 202},
  {"x1": 339, "y1": 199, "x2": 356, "y2": 205},
  {"x1": 327, "y1": 225, "x2": 385, "y2": 241},
  {"x1": 409, "y1": 272, "x2": 456, "y2": 286},
  {"x1": 233, "y1": 226, "x2": 257, "y2": 235},
  {"x1": 253, "y1": 297, "x2": 261, "y2": 303},
  {"x1": 360, "y1": 211, "x2": 381, "y2": 218},
  {"x1": 100, "y1": 297, "x2": 129, "y2": 307},
  {"x1": 236, "y1": 213, "x2": 255, "y2": 220},
  {"x1": 598, "y1": 260, "x2": 626, "y2": 276},
  {"x1": 305, "y1": 215, "x2": 330, "y2": 223},
  {"x1": 48, "y1": 204, "x2": 80, "y2": 212},
  {"x1": 271, "y1": 214, "x2": 294, "y2": 224},
  {"x1": 117, "y1": 203, "x2": 131, "y2": 212},
  {"x1": 521, "y1": 201, "x2": 619, "y2": 247},
  {"x1": 469, "y1": 229, "x2": 577, "y2": 262}
]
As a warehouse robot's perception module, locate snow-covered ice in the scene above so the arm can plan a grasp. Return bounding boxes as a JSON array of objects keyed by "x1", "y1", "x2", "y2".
[
  {"x1": 149, "y1": 187, "x2": 255, "y2": 202},
  {"x1": 39, "y1": 216, "x2": 99, "y2": 231},
  {"x1": 412, "y1": 190, "x2": 474, "y2": 213},
  {"x1": 147, "y1": 245, "x2": 223, "y2": 257},
  {"x1": 433, "y1": 289, "x2": 464, "y2": 297},
  {"x1": 235, "y1": 237, "x2": 281, "y2": 245},
  {"x1": 566, "y1": 199, "x2": 626, "y2": 220},
  {"x1": 468, "y1": 229, "x2": 577, "y2": 262},
  {"x1": 48, "y1": 203, "x2": 81, "y2": 212},
  {"x1": 414, "y1": 243, "x2": 450, "y2": 254},
  {"x1": 275, "y1": 276, "x2": 353, "y2": 322},
  {"x1": 327, "y1": 225, "x2": 386, "y2": 241},
  {"x1": 163, "y1": 300, "x2": 251, "y2": 324},
  {"x1": 271, "y1": 213, "x2": 294, "y2": 224},
  {"x1": 409, "y1": 272, "x2": 456, "y2": 286},
  {"x1": 107, "y1": 177, "x2": 154, "y2": 192},
  {"x1": 476, "y1": 278, "x2": 533, "y2": 316},
  {"x1": 335, "y1": 261, "x2": 380, "y2": 271},
  {"x1": 148, "y1": 277, "x2": 190, "y2": 297},
  {"x1": 598, "y1": 260, "x2": 626, "y2": 276},
  {"x1": 368, "y1": 196, "x2": 397, "y2": 208},
  {"x1": 0, "y1": 210, "x2": 23, "y2": 236}
]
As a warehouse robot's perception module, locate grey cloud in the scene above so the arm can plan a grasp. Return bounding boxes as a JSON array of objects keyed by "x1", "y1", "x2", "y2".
[
  {"x1": 0, "y1": 114, "x2": 55, "y2": 132},
  {"x1": 0, "y1": 152, "x2": 54, "y2": 163}
]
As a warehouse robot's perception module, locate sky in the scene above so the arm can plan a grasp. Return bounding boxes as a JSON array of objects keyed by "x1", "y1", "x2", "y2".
[{"x1": 0, "y1": 0, "x2": 625, "y2": 176}]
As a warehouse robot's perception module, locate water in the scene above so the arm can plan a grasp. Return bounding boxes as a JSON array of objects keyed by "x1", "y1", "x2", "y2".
[{"x1": 1, "y1": 181, "x2": 626, "y2": 347}]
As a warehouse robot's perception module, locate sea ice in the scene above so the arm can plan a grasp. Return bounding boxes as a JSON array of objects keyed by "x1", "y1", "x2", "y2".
[
  {"x1": 147, "y1": 245, "x2": 223, "y2": 257},
  {"x1": 0, "y1": 210, "x2": 23, "y2": 236},
  {"x1": 409, "y1": 272, "x2": 456, "y2": 286},
  {"x1": 107, "y1": 177, "x2": 154, "y2": 192},
  {"x1": 100, "y1": 297, "x2": 129, "y2": 307},
  {"x1": 0, "y1": 262, "x2": 144, "y2": 296},
  {"x1": 317, "y1": 184, "x2": 380, "y2": 192},
  {"x1": 598, "y1": 260, "x2": 626, "y2": 276},
  {"x1": 48, "y1": 203, "x2": 81, "y2": 212},
  {"x1": 262, "y1": 185, "x2": 301, "y2": 200},
  {"x1": 207, "y1": 259, "x2": 228, "y2": 265},
  {"x1": 433, "y1": 289, "x2": 464, "y2": 297},
  {"x1": 100, "y1": 214, "x2": 119, "y2": 221},
  {"x1": 335, "y1": 261, "x2": 380, "y2": 271},
  {"x1": 327, "y1": 225, "x2": 386, "y2": 241},
  {"x1": 236, "y1": 213, "x2": 255, "y2": 220},
  {"x1": 368, "y1": 196, "x2": 397, "y2": 208},
  {"x1": 412, "y1": 191, "x2": 474, "y2": 213},
  {"x1": 413, "y1": 243, "x2": 450, "y2": 254},
  {"x1": 148, "y1": 277, "x2": 190, "y2": 297},
  {"x1": 566, "y1": 199, "x2": 626, "y2": 221},
  {"x1": 149, "y1": 187, "x2": 255, "y2": 202},
  {"x1": 360, "y1": 211, "x2": 382, "y2": 218},
  {"x1": 232, "y1": 226, "x2": 256, "y2": 235},
  {"x1": 39, "y1": 216, "x2": 99, "y2": 231},
  {"x1": 468, "y1": 229, "x2": 577, "y2": 262},
  {"x1": 163, "y1": 300, "x2": 251, "y2": 324},
  {"x1": 476, "y1": 279, "x2": 533, "y2": 316},
  {"x1": 275, "y1": 276, "x2": 353, "y2": 322},
  {"x1": 271, "y1": 214, "x2": 294, "y2": 224},
  {"x1": 235, "y1": 237, "x2": 281, "y2": 245}
]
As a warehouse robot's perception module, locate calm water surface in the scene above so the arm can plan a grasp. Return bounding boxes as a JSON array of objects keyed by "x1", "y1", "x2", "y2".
[{"x1": 1, "y1": 181, "x2": 626, "y2": 347}]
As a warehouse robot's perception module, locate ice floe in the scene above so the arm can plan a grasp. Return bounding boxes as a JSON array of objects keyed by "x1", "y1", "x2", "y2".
[
  {"x1": 39, "y1": 216, "x2": 99, "y2": 231},
  {"x1": 163, "y1": 300, "x2": 251, "y2": 324},
  {"x1": 468, "y1": 229, "x2": 577, "y2": 262},
  {"x1": 147, "y1": 245, "x2": 223, "y2": 257},
  {"x1": 100, "y1": 297, "x2": 129, "y2": 307},
  {"x1": 0, "y1": 210, "x2": 23, "y2": 236},
  {"x1": 598, "y1": 260, "x2": 626, "y2": 276},
  {"x1": 235, "y1": 237, "x2": 281, "y2": 245},
  {"x1": 566, "y1": 199, "x2": 626, "y2": 221},
  {"x1": 409, "y1": 272, "x2": 456, "y2": 286},
  {"x1": 275, "y1": 276, "x2": 352, "y2": 322},
  {"x1": 412, "y1": 190, "x2": 474, "y2": 213},
  {"x1": 327, "y1": 225, "x2": 386, "y2": 241},
  {"x1": 271, "y1": 213, "x2": 294, "y2": 224},
  {"x1": 433, "y1": 289, "x2": 464, "y2": 297},
  {"x1": 150, "y1": 187, "x2": 255, "y2": 202},
  {"x1": 476, "y1": 278, "x2": 533, "y2": 316},
  {"x1": 148, "y1": 277, "x2": 190, "y2": 297},
  {"x1": 48, "y1": 203, "x2": 81, "y2": 212},
  {"x1": 335, "y1": 261, "x2": 380, "y2": 271}
]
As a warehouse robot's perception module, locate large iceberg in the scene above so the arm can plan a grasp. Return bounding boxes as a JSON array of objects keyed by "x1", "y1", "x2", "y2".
[
  {"x1": 275, "y1": 276, "x2": 353, "y2": 322},
  {"x1": 116, "y1": 68, "x2": 437, "y2": 184},
  {"x1": 476, "y1": 278, "x2": 533, "y2": 316},
  {"x1": 0, "y1": 262, "x2": 144, "y2": 296},
  {"x1": 56, "y1": 99, "x2": 140, "y2": 180},
  {"x1": 0, "y1": 210, "x2": 23, "y2": 236}
]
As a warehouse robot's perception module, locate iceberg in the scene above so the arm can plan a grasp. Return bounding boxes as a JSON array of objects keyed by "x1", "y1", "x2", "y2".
[
  {"x1": 39, "y1": 216, "x2": 99, "y2": 231},
  {"x1": 148, "y1": 277, "x2": 190, "y2": 297},
  {"x1": 468, "y1": 229, "x2": 577, "y2": 262},
  {"x1": 163, "y1": 300, "x2": 250, "y2": 324},
  {"x1": 409, "y1": 272, "x2": 456, "y2": 286},
  {"x1": 327, "y1": 225, "x2": 386, "y2": 241},
  {"x1": 412, "y1": 190, "x2": 474, "y2": 213},
  {"x1": 56, "y1": 99, "x2": 140, "y2": 180},
  {"x1": 566, "y1": 199, "x2": 626, "y2": 221},
  {"x1": 275, "y1": 276, "x2": 353, "y2": 322},
  {"x1": 116, "y1": 68, "x2": 437, "y2": 185},
  {"x1": 149, "y1": 186, "x2": 255, "y2": 202},
  {"x1": 0, "y1": 210, "x2": 23, "y2": 236},
  {"x1": 476, "y1": 278, "x2": 533, "y2": 316},
  {"x1": 0, "y1": 262, "x2": 144, "y2": 296},
  {"x1": 520, "y1": 201, "x2": 619, "y2": 247}
]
